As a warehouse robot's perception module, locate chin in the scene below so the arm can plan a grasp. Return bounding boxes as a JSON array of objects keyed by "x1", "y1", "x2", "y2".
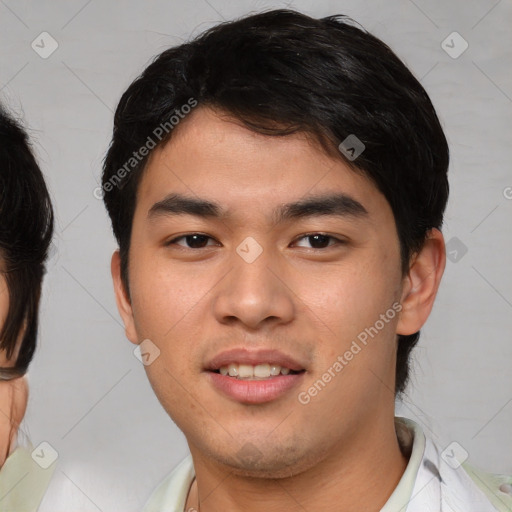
[{"x1": 209, "y1": 442, "x2": 322, "y2": 480}]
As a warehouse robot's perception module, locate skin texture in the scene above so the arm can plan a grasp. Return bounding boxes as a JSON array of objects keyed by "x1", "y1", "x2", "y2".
[
  {"x1": 112, "y1": 107, "x2": 446, "y2": 511},
  {"x1": 0, "y1": 272, "x2": 28, "y2": 467}
]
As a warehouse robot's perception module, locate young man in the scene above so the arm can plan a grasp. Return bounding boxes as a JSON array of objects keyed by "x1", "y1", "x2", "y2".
[
  {"x1": 102, "y1": 10, "x2": 511, "y2": 511},
  {"x1": 0, "y1": 103, "x2": 55, "y2": 510}
]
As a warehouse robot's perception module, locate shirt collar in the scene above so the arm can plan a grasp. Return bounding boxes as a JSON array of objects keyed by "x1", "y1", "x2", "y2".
[{"x1": 380, "y1": 416, "x2": 427, "y2": 511}]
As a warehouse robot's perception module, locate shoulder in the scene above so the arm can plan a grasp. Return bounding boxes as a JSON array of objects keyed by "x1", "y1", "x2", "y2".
[
  {"x1": 397, "y1": 417, "x2": 511, "y2": 512},
  {"x1": 462, "y1": 462, "x2": 512, "y2": 512},
  {"x1": 143, "y1": 455, "x2": 195, "y2": 512},
  {"x1": 0, "y1": 444, "x2": 56, "y2": 512}
]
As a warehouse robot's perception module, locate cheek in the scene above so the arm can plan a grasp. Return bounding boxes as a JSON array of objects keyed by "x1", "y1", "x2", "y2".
[
  {"x1": 128, "y1": 257, "x2": 213, "y2": 383},
  {"x1": 305, "y1": 264, "x2": 396, "y2": 327},
  {"x1": 129, "y1": 254, "x2": 205, "y2": 337},
  {"x1": 296, "y1": 254, "x2": 401, "y2": 365},
  {"x1": 0, "y1": 280, "x2": 10, "y2": 366},
  {"x1": 0, "y1": 277, "x2": 8, "y2": 330}
]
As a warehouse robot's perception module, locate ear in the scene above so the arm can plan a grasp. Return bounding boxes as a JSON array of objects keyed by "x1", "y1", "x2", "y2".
[
  {"x1": 111, "y1": 250, "x2": 138, "y2": 345},
  {"x1": 396, "y1": 228, "x2": 446, "y2": 336}
]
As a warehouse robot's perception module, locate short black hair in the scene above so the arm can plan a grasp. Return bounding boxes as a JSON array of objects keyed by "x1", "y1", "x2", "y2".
[
  {"x1": 0, "y1": 103, "x2": 54, "y2": 380},
  {"x1": 102, "y1": 9, "x2": 449, "y2": 395}
]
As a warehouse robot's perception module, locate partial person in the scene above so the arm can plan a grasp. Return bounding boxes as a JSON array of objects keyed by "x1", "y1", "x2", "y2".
[{"x1": 0, "y1": 103, "x2": 55, "y2": 511}]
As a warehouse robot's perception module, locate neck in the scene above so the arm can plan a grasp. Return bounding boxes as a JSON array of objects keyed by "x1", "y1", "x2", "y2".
[{"x1": 186, "y1": 414, "x2": 409, "y2": 512}]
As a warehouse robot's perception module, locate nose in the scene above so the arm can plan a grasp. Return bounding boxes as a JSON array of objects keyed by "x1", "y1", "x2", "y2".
[{"x1": 212, "y1": 244, "x2": 295, "y2": 330}]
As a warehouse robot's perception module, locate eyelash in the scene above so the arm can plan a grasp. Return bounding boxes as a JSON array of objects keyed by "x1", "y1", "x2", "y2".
[{"x1": 165, "y1": 233, "x2": 346, "y2": 250}]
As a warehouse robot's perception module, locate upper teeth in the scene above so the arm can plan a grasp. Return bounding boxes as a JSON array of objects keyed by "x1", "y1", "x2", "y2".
[{"x1": 219, "y1": 363, "x2": 291, "y2": 379}]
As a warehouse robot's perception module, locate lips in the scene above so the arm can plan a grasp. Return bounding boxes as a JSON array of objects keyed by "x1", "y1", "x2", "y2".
[{"x1": 204, "y1": 348, "x2": 306, "y2": 404}]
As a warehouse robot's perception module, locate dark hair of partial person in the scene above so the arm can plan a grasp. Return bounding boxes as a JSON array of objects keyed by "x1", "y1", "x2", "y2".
[
  {"x1": 101, "y1": 9, "x2": 449, "y2": 396},
  {"x1": 0, "y1": 104, "x2": 54, "y2": 380}
]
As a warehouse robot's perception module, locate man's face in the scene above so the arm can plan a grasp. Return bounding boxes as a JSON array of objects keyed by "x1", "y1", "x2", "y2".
[{"x1": 118, "y1": 107, "x2": 407, "y2": 477}]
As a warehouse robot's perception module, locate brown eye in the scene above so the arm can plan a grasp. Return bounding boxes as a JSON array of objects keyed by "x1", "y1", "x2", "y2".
[
  {"x1": 294, "y1": 233, "x2": 343, "y2": 249},
  {"x1": 166, "y1": 234, "x2": 217, "y2": 249}
]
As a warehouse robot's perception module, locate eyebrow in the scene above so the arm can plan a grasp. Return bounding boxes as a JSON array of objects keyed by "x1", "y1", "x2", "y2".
[{"x1": 148, "y1": 192, "x2": 368, "y2": 224}]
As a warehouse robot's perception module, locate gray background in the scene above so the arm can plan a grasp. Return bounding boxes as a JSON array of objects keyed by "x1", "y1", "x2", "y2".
[{"x1": 1, "y1": 0, "x2": 510, "y2": 510}]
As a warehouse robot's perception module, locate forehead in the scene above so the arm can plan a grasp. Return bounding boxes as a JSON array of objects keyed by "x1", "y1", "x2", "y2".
[{"x1": 136, "y1": 107, "x2": 387, "y2": 220}]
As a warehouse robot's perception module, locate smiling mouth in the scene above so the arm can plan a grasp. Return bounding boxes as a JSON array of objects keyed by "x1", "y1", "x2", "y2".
[{"x1": 211, "y1": 363, "x2": 304, "y2": 380}]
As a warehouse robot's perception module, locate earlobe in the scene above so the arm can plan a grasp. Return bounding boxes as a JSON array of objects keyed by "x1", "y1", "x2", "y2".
[
  {"x1": 396, "y1": 228, "x2": 446, "y2": 336},
  {"x1": 111, "y1": 251, "x2": 139, "y2": 344}
]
